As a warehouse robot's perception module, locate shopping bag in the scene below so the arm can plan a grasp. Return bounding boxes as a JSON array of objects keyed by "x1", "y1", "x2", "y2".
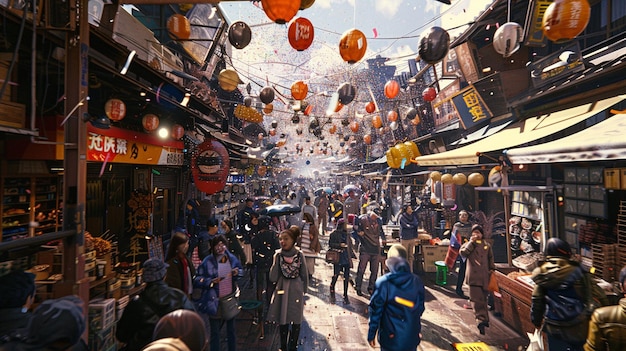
[
  {"x1": 488, "y1": 272, "x2": 499, "y2": 293},
  {"x1": 526, "y1": 328, "x2": 544, "y2": 351}
]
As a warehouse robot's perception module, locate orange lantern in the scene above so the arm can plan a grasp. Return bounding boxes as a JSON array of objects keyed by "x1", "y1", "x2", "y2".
[
  {"x1": 334, "y1": 103, "x2": 343, "y2": 112},
  {"x1": 142, "y1": 114, "x2": 159, "y2": 132},
  {"x1": 422, "y1": 87, "x2": 437, "y2": 102},
  {"x1": 363, "y1": 134, "x2": 372, "y2": 145},
  {"x1": 171, "y1": 124, "x2": 185, "y2": 140},
  {"x1": 453, "y1": 173, "x2": 467, "y2": 186},
  {"x1": 411, "y1": 116, "x2": 421, "y2": 125},
  {"x1": 303, "y1": 104, "x2": 313, "y2": 116},
  {"x1": 291, "y1": 81, "x2": 308, "y2": 100},
  {"x1": 261, "y1": 0, "x2": 300, "y2": 24},
  {"x1": 372, "y1": 115, "x2": 383, "y2": 129},
  {"x1": 299, "y1": 0, "x2": 314, "y2": 9},
  {"x1": 349, "y1": 121, "x2": 359, "y2": 133},
  {"x1": 234, "y1": 105, "x2": 264, "y2": 123},
  {"x1": 167, "y1": 14, "x2": 191, "y2": 40},
  {"x1": 403, "y1": 141, "x2": 420, "y2": 159},
  {"x1": 365, "y1": 101, "x2": 375, "y2": 113},
  {"x1": 542, "y1": 0, "x2": 591, "y2": 43},
  {"x1": 104, "y1": 98, "x2": 126, "y2": 121},
  {"x1": 468, "y1": 172, "x2": 485, "y2": 186},
  {"x1": 387, "y1": 110, "x2": 398, "y2": 122},
  {"x1": 218, "y1": 69, "x2": 243, "y2": 92},
  {"x1": 386, "y1": 148, "x2": 401, "y2": 168},
  {"x1": 338, "y1": 28, "x2": 367, "y2": 64},
  {"x1": 288, "y1": 17, "x2": 314, "y2": 51},
  {"x1": 263, "y1": 103, "x2": 274, "y2": 115},
  {"x1": 328, "y1": 124, "x2": 337, "y2": 134},
  {"x1": 384, "y1": 80, "x2": 400, "y2": 99}
]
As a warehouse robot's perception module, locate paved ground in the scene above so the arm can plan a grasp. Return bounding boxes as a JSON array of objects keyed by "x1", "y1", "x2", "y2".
[{"x1": 219, "y1": 238, "x2": 530, "y2": 351}]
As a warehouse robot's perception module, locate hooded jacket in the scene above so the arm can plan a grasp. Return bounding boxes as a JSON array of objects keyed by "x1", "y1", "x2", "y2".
[
  {"x1": 368, "y1": 257, "x2": 425, "y2": 351},
  {"x1": 584, "y1": 298, "x2": 626, "y2": 351}
]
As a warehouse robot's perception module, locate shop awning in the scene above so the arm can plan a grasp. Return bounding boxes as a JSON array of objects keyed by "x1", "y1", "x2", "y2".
[
  {"x1": 412, "y1": 95, "x2": 625, "y2": 166},
  {"x1": 505, "y1": 112, "x2": 626, "y2": 164},
  {"x1": 450, "y1": 120, "x2": 513, "y2": 146}
]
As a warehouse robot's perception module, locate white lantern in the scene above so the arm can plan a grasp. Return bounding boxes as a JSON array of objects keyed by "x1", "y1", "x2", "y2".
[{"x1": 493, "y1": 22, "x2": 523, "y2": 58}]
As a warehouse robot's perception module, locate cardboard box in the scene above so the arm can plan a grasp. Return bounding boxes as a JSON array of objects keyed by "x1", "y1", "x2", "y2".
[
  {"x1": 0, "y1": 101, "x2": 25, "y2": 128},
  {"x1": 421, "y1": 245, "x2": 449, "y2": 272}
]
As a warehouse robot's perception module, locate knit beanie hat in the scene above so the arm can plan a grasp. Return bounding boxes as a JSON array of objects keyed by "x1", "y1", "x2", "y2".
[{"x1": 143, "y1": 258, "x2": 169, "y2": 283}]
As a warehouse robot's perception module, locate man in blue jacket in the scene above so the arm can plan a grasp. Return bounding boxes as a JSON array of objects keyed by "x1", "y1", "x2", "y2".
[{"x1": 368, "y1": 244, "x2": 425, "y2": 351}]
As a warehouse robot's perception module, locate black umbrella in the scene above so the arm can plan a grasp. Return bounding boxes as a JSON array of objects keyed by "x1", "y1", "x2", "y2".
[{"x1": 260, "y1": 204, "x2": 301, "y2": 216}]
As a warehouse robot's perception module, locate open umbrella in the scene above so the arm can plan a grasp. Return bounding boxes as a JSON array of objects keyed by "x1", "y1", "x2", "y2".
[
  {"x1": 260, "y1": 204, "x2": 301, "y2": 216},
  {"x1": 342, "y1": 184, "x2": 361, "y2": 195},
  {"x1": 314, "y1": 187, "x2": 333, "y2": 196}
]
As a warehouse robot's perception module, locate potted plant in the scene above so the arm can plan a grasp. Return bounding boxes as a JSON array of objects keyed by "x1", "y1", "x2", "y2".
[{"x1": 470, "y1": 210, "x2": 506, "y2": 240}]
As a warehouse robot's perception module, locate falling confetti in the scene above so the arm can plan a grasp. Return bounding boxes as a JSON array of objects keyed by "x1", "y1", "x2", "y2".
[{"x1": 372, "y1": 27, "x2": 378, "y2": 38}]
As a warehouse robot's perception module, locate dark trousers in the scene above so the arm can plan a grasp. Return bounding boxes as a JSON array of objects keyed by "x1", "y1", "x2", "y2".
[
  {"x1": 456, "y1": 258, "x2": 467, "y2": 293},
  {"x1": 209, "y1": 317, "x2": 236, "y2": 351},
  {"x1": 355, "y1": 251, "x2": 380, "y2": 293}
]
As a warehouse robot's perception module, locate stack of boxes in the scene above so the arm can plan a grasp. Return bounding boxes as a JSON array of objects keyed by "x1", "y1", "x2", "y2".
[{"x1": 88, "y1": 298, "x2": 117, "y2": 351}]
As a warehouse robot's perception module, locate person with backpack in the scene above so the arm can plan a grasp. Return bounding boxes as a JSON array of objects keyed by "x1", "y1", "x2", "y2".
[
  {"x1": 531, "y1": 238, "x2": 608, "y2": 351},
  {"x1": 367, "y1": 244, "x2": 425, "y2": 351}
]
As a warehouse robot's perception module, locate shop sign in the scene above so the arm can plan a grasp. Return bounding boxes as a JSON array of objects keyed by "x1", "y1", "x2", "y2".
[
  {"x1": 451, "y1": 85, "x2": 492, "y2": 130},
  {"x1": 431, "y1": 79, "x2": 461, "y2": 127},
  {"x1": 227, "y1": 174, "x2": 245, "y2": 184},
  {"x1": 87, "y1": 124, "x2": 184, "y2": 166},
  {"x1": 523, "y1": 0, "x2": 551, "y2": 47},
  {"x1": 528, "y1": 42, "x2": 584, "y2": 89}
]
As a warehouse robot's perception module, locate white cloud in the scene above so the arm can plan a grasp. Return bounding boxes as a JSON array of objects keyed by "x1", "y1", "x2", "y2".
[{"x1": 374, "y1": 0, "x2": 402, "y2": 18}]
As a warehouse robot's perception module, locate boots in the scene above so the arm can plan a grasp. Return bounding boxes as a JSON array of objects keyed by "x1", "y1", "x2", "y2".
[
  {"x1": 343, "y1": 278, "x2": 350, "y2": 304},
  {"x1": 279, "y1": 324, "x2": 289, "y2": 351},
  {"x1": 289, "y1": 323, "x2": 301, "y2": 351},
  {"x1": 330, "y1": 275, "x2": 338, "y2": 303}
]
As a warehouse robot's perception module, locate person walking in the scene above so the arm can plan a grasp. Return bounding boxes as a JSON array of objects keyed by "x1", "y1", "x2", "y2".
[
  {"x1": 531, "y1": 237, "x2": 608, "y2": 351},
  {"x1": 267, "y1": 226, "x2": 309, "y2": 351},
  {"x1": 236, "y1": 198, "x2": 256, "y2": 233},
  {"x1": 116, "y1": 258, "x2": 196, "y2": 351},
  {"x1": 398, "y1": 204, "x2": 419, "y2": 273},
  {"x1": 316, "y1": 192, "x2": 330, "y2": 235},
  {"x1": 298, "y1": 212, "x2": 321, "y2": 279},
  {"x1": 368, "y1": 244, "x2": 425, "y2": 351},
  {"x1": 354, "y1": 212, "x2": 387, "y2": 296},
  {"x1": 328, "y1": 218, "x2": 354, "y2": 305},
  {"x1": 165, "y1": 232, "x2": 195, "y2": 297},
  {"x1": 343, "y1": 190, "x2": 360, "y2": 224},
  {"x1": 193, "y1": 236, "x2": 244, "y2": 351},
  {"x1": 584, "y1": 265, "x2": 626, "y2": 351},
  {"x1": 301, "y1": 196, "x2": 317, "y2": 227},
  {"x1": 251, "y1": 215, "x2": 281, "y2": 307},
  {"x1": 220, "y1": 219, "x2": 246, "y2": 266},
  {"x1": 445, "y1": 210, "x2": 472, "y2": 298},
  {"x1": 459, "y1": 225, "x2": 495, "y2": 335}
]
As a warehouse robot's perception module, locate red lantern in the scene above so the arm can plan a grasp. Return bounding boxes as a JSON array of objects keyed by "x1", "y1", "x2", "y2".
[
  {"x1": 334, "y1": 103, "x2": 343, "y2": 113},
  {"x1": 167, "y1": 14, "x2": 191, "y2": 40},
  {"x1": 338, "y1": 28, "x2": 367, "y2": 64},
  {"x1": 387, "y1": 110, "x2": 398, "y2": 122},
  {"x1": 363, "y1": 134, "x2": 372, "y2": 145},
  {"x1": 422, "y1": 87, "x2": 437, "y2": 102},
  {"x1": 291, "y1": 81, "x2": 308, "y2": 100},
  {"x1": 372, "y1": 115, "x2": 383, "y2": 129},
  {"x1": 263, "y1": 103, "x2": 274, "y2": 115},
  {"x1": 349, "y1": 121, "x2": 359, "y2": 133},
  {"x1": 365, "y1": 101, "x2": 375, "y2": 113},
  {"x1": 142, "y1": 114, "x2": 159, "y2": 132},
  {"x1": 542, "y1": 0, "x2": 591, "y2": 43},
  {"x1": 171, "y1": 124, "x2": 185, "y2": 140},
  {"x1": 384, "y1": 80, "x2": 400, "y2": 99},
  {"x1": 261, "y1": 0, "x2": 300, "y2": 24},
  {"x1": 191, "y1": 139, "x2": 230, "y2": 194},
  {"x1": 304, "y1": 104, "x2": 313, "y2": 116},
  {"x1": 288, "y1": 17, "x2": 314, "y2": 51},
  {"x1": 104, "y1": 99, "x2": 126, "y2": 121}
]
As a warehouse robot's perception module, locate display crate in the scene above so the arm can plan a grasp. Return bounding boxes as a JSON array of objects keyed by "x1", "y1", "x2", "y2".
[
  {"x1": 421, "y1": 245, "x2": 449, "y2": 272},
  {"x1": 89, "y1": 298, "x2": 116, "y2": 331},
  {"x1": 88, "y1": 324, "x2": 116, "y2": 351}
]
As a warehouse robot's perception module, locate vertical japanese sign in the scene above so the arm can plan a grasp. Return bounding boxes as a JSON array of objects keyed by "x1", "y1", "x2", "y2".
[
  {"x1": 524, "y1": 0, "x2": 552, "y2": 47},
  {"x1": 451, "y1": 85, "x2": 492, "y2": 130}
]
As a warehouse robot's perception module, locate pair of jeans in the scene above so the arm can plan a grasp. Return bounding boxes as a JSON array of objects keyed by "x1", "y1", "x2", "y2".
[
  {"x1": 355, "y1": 251, "x2": 380, "y2": 293},
  {"x1": 209, "y1": 317, "x2": 236, "y2": 351}
]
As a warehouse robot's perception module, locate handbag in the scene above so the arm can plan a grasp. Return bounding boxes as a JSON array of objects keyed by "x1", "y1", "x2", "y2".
[
  {"x1": 218, "y1": 287, "x2": 241, "y2": 320},
  {"x1": 325, "y1": 248, "x2": 341, "y2": 264},
  {"x1": 488, "y1": 271, "x2": 499, "y2": 293}
]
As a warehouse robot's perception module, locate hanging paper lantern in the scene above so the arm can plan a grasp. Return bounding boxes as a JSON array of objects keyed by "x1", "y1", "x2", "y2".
[
  {"x1": 337, "y1": 82, "x2": 356, "y2": 105},
  {"x1": 300, "y1": 0, "x2": 314, "y2": 9},
  {"x1": 338, "y1": 28, "x2": 367, "y2": 64},
  {"x1": 291, "y1": 81, "x2": 308, "y2": 100},
  {"x1": 430, "y1": 171, "x2": 442, "y2": 181},
  {"x1": 405, "y1": 107, "x2": 418, "y2": 120},
  {"x1": 167, "y1": 14, "x2": 191, "y2": 40},
  {"x1": 228, "y1": 21, "x2": 252, "y2": 49},
  {"x1": 418, "y1": 26, "x2": 450, "y2": 64},
  {"x1": 453, "y1": 173, "x2": 467, "y2": 186},
  {"x1": 270, "y1": 120, "x2": 278, "y2": 129},
  {"x1": 404, "y1": 141, "x2": 420, "y2": 159},
  {"x1": 259, "y1": 86, "x2": 275, "y2": 104},
  {"x1": 171, "y1": 124, "x2": 185, "y2": 140},
  {"x1": 372, "y1": 115, "x2": 383, "y2": 129},
  {"x1": 493, "y1": 22, "x2": 523, "y2": 58},
  {"x1": 218, "y1": 69, "x2": 243, "y2": 92},
  {"x1": 387, "y1": 110, "x2": 398, "y2": 122},
  {"x1": 263, "y1": 103, "x2": 274, "y2": 115},
  {"x1": 441, "y1": 173, "x2": 454, "y2": 184},
  {"x1": 288, "y1": 17, "x2": 314, "y2": 51},
  {"x1": 192, "y1": 139, "x2": 230, "y2": 194},
  {"x1": 386, "y1": 148, "x2": 401, "y2": 168},
  {"x1": 142, "y1": 114, "x2": 159, "y2": 132},
  {"x1": 243, "y1": 96, "x2": 253, "y2": 107},
  {"x1": 363, "y1": 134, "x2": 372, "y2": 145},
  {"x1": 542, "y1": 0, "x2": 591, "y2": 43},
  {"x1": 349, "y1": 121, "x2": 359, "y2": 133},
  {"x1": 261, "y1": 0, "x2": 300, "y2": 24},
  {"x1": 365, "y1": 101, "x2": 376, "y2": 114},
  {"x1": 104, "y1": 98, "x2": 126, "y2": 121},
  {"x1": 468, "y1": 172, "x2": 485, "y2": 187},
  {"x1": 303, "y1": 104, "x2": 313, "y2": 116},
  {"x1": 422, "y1": 87, "x2": 437, "y2": 102},
  {"x1": 334, "y1": 103, "x2": 343, "y2": 113},
  {"x1": 384, "y1": 80, "x2": 400, "y2": 99},
  {"x1": 234, "y1": 105, "x2": 264, "y2": 123},
  {"x1": 389, "y1": 121, "x2": 398, "y2": 130}
]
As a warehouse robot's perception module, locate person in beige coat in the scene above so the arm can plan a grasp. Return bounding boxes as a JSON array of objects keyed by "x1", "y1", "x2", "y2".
[{"x1": 460, "y1": 224, "x2": 495, "y2": 335}]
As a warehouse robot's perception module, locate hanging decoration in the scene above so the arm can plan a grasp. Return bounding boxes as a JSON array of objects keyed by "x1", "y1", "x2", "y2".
[
  {"x1": 441, "y1": 173, "x2": 454, "y2": 184},
  {"x1": 418, "y1": 26, "x2": 450, "y2": 64},
  {"x1": 218, "y1": 69, "x2": 243, "y2": 92},
  {"x1": 303, "y1": 104, "x2": 313, "y2": 115},
  {"x1": 386, "y1": 141, "x2": 419, "y2": 169},
  {"x1": 384, "y1": 80, "x2": 400, "y2": 99},
  {"x1": 338, "y1": 28, "x2": 367, "y2": 64},
  {"x1": 263, "y1": 103, "x2": 274, "y2": 115},
  {"x1": 228, "y1": 21, "x2": 252, "y2": 49},
  {"x1": 372, "y1": 115, "x2": 383, "y2": 129},
  {"x1": 452, "y1": 173, "x2": 467, "y2": 186},
  {"x1": 291, "y1": 80, "x2": 308, "y2": 100},
  {"x1": 288, "y1": 17, "x2": 314, "y2": 51},
  {"x1": 142, "y1": 114, "x2": 159, "y2": 132},
  {"x1": 261, "y1": 0, "x2": 300, "y2": 24},
  {"x1": 192, "y1": 139, "x2": 230, "y2": 194},
  {"x1": 337, "y1": 83, "x2": 356, "y2": 105},
  {"x1": 170, "y1": 124, "x2": 185, "y2": 140},
  {"x1": 234, "y1": 105, "x2": 264, "y2": 123},
  {"x1": 334, "y1": 103, "x2": 344, "y2": 112},
  {"x1": 493, "y1": 22, "x2": 523, "y2": 57},
  {"x1": 349, "y1": 121, "x2": 359, "y2": 133},
  {"x1": 167, "y1": 14, "x2": 191, "y2": 40},
  {"x1": 430, "y1": 171, "x2": 442, "y2": 182},
  {"x1": 387, "y1": 110, "x2": 398, "y2": 122},
  {"x1": 104, "y1": 98, "x2": 126, "y2": 121},
  {"x1": 259, "y1": 86, "x2": 275, "y2": 104},
  {"x1": 422, "y1": 87, "x2": 437, "y2": 102},
  {"x1": 363, "y1": 134, "x2": 372, "y2": 145},
  {"x1": 365, "y1": 101, "x2": 376, "y2": 113},
  {"x1": 411, "y1": 116, "x2": 421, "y2": 125},
  {"x1": 468, "y1": 172, "x2": 485, "y2": 187},
  {"x1": 300, "y1": 0, "x2": 314, "y2": 9},
  {"x1": 405, "y1": 107, "x2": 418, "y2": 120},
  {"x1": 403, "y1": 141, "x2": 420, "y2": 159},
  {"x1": 542, "y1": 0, "x2": 591, "y2": 43}
]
